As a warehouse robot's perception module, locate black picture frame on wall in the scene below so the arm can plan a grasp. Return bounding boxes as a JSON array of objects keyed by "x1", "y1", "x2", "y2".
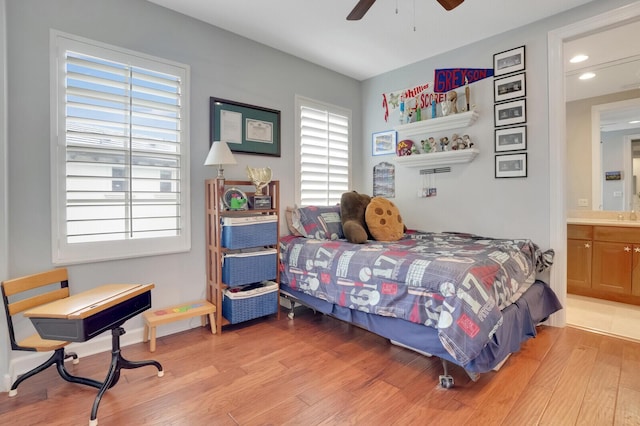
[
  {"x1": 494, "y1": 72, "x2": 526, "y2": 103},
  {"x1": 210, "y1": 97, "x2": 281, "y2": 157},
  {"x1": 495, "y1": 126, "x2": 527, "y2": 152},
  {"x1": 495, "y1": 153, "x2": 527, "y2": 178},
  {"x1": 494, "y1": 99, "x2": 526, "y2": 127},
  {"x1": 493, "y1": 45, "x2": 526, "y2": 76}
]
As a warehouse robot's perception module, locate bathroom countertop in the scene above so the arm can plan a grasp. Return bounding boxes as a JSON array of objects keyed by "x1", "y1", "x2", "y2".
[{"x1": 567, "y1": 217, "x2": 640, "y2": 227}]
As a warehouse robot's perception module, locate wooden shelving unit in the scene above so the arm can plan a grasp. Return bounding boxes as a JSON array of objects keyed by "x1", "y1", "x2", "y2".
[{"x1": 205, "y1": 179, "x2": 280, "y2": 334}]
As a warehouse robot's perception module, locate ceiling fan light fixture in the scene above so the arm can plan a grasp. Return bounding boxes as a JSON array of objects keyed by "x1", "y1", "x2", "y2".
[
  {"x1": 436, "y1": 0, "x2": 465, "y2": 11},
  {"x1": 348, "y1": 0, "x2": 463, "y2": 20},
  {"x1": 347, "y1": 0, "x2": 376, "y2": 20}
]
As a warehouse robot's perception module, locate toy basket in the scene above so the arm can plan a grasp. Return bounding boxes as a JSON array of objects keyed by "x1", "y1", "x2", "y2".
[
  {"x1": 221, "y1": 215, "x2": 278, "y2": 249},
  {"x1": 222, "y1": 248, "x2": 277, "y2": 286},
  {"x1": 222, "y1": 281, "x2": 279, "y2": 324}
]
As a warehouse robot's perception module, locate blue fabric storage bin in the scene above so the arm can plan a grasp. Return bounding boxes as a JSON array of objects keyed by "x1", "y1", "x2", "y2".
[
  {"x1": 222, "y1": 248, "x2": 277, "y2": 286},
  {"x1": 222, "y1": 281, "x2": 279, "y2": 324},
  {"x1": 221, "y1": 215, "x2": 278, "y2": 249}
]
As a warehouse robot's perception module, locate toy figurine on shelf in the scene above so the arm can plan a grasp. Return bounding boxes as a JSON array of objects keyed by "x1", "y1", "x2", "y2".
[
  {"x1": 440, "y1": 137, "x2": 450, "y2": 151},
  {"x1": 406, "y1": 109, "x2": 415, "y2": 123},
  {"x1": 411, "y1": 143, "x2": 420, "y2": 155},
  {"x1": 451, "y1": 134, "x2": 464, "y2": 150},
  {"x1": 229, "y1": 194, "x2": 247, "y2": 210},
  {"x1": 463, "y1": 134, "x2": 474, "y2": 148},
  {"x1": 441, "y1": 90, "x2": 458, "y2": 116},
  {"x1": 421, "y1": 137, "x2": 437, "y2": 153}
]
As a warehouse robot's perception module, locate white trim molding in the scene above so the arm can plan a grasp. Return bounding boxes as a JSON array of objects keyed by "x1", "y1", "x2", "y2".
[{"x1": 547, "y1": 1, "x2": 640, "y2": 328}]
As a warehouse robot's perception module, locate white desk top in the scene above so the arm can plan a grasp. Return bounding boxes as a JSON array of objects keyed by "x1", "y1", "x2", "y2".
[{"x1": 24, "y1": 283, "x2": 154, "y2": 320}]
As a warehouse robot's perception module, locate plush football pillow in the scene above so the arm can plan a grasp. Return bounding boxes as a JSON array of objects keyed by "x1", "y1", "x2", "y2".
[
  {"x1": 296, "y1": 205, "x2": 343, "y2": 240},
  {"x1": 365, "y1": 197, "x2": 405, "y2": 241}
]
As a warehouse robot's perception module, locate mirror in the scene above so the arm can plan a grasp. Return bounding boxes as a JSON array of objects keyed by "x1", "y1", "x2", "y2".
[
  {"x1": 591, "y1": 99, "x2": 640, "y2": 211},
  {"x1": 565, "y1": 19, "x2": 640, "y2": 212}
]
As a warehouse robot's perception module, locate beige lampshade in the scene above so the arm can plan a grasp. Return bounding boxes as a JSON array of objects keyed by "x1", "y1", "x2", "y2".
[{"x1": 204, "y1": 141, "x2": 237, "y2": 167}]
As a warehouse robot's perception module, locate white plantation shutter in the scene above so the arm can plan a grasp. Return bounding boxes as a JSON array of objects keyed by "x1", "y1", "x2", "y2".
[
  {"x1": 297, "y1": 97, "x2": 351, "y2": 206},
  {"x1": 51, "y1": 32, "x2": 190, "y2": 264}
]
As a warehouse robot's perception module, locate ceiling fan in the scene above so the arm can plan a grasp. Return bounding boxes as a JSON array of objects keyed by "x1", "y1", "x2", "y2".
[{"x1": 347, "y1": 0, "x2": 464, "y2": 20}]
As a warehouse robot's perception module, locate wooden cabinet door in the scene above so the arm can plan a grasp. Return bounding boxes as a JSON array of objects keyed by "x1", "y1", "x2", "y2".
[
  {"x1": 632, "y1": 245, "x2": 640, "y2": 297},
  {"x1": 567, "y1": 238, "x2": 592, "y2": 290},
  {"x1": 592, "y1": 241, "x2": 632, "y2": 294}
]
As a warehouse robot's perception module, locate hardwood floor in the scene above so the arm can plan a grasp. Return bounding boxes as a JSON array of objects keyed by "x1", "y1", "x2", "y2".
[{"x1": 2, "y1": 307, "x2": 640, "y2": 426}]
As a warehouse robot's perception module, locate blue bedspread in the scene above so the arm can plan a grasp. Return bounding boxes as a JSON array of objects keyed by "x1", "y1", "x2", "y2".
[{"x1": 279, "y1": 231, "x2": 553, "y2": 365}]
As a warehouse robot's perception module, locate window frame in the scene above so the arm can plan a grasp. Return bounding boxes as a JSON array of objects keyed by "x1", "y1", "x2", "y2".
[
  {"x1": 294, "y1": 95, "x2": 352, "y2": 207},
  {"x1": 50, "y1": 30, "x2": 191, "y2": 265}
]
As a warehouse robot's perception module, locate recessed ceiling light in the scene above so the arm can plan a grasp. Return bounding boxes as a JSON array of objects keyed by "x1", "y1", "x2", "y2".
[
  {"x1": 630, "y1": 120, "x2": 640, "y2": 124},
  {"x1": 570, "y1": 54, "x2": 589, "y2": 63},
  {"x1": 579, "y1": 72, "x2": 596, "y2": 80}
]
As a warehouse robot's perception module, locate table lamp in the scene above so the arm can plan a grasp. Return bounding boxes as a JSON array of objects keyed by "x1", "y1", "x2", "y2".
[{"x1": 204, "y1": 141, "x2": 237, "y2": 207}]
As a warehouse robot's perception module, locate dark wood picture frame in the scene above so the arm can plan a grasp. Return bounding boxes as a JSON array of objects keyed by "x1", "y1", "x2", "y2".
[{"x1": 210, "y1": 97, "x2": 281, "y2": 157}]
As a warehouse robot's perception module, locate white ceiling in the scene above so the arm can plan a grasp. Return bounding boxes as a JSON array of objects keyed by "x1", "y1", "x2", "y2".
[
  {"x1": 564, "y1": 19, "x2": 640, "y2": 132},
  {"x1": 147, "y1": 0, "x2": 596, "y2": 81},
  {"x1": 145, "y1": 0, "x2": 639, "y2": 131}
]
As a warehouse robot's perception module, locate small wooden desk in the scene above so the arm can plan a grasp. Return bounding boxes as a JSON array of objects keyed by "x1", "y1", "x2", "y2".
[{"x1": 25, "y1": 283, "x2": 163, "y2": 426}]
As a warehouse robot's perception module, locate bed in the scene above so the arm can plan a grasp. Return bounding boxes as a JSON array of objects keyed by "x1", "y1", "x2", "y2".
[{"x1": 278, "y1": 212, "x2": 561, "y2": 387}]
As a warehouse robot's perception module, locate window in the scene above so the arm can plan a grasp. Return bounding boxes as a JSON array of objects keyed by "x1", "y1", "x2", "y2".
[
  {"x1": 295, "y1": 95, "x2": 351, "y2": 206},
  {"x1": 50, "y1": 31, "x2": 190, "y2": 264}
]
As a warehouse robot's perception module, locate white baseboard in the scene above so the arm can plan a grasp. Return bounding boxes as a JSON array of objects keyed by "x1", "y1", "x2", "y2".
[{"x1": 3, "y1": 374, "x2": 10, "y2": 392}]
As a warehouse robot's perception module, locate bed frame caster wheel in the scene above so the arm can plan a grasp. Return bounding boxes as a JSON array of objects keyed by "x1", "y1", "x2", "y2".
[{"x1": 439, "y1": 374, "x2": 454, "y2": 389}]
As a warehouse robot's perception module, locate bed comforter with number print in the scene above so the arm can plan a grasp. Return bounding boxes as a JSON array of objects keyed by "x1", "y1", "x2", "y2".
[{"x1": 279, "y1": 231, "x2": 556, "y2": 366}]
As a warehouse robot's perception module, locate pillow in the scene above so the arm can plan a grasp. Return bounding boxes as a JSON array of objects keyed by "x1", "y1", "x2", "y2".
[
  {"x1": 285, "y1": 206, "x2": 304, "y2": 236},
  {"x1": 365, "y1": 197, "x2": 404, "y2": 241},
  {"x1": 296, "y1": 205, "x2": 343, "y2": 240}
]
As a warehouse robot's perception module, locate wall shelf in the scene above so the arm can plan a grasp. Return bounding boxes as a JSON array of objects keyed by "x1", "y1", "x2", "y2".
[
  {"x1": 394, "y1": 148, "x2": 479, "y2": 168},
  {"x1": 394, "y1": 109, "x2": 478, "y2": 139}
]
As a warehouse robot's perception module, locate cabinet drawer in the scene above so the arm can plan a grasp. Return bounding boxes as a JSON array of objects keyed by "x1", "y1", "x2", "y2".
[
  {"x1": 593, "y1": 226, "x2": 640, "y2": 244},
  {"x1": 567, "y1": 224, "x2": 592, "y2": 240}
]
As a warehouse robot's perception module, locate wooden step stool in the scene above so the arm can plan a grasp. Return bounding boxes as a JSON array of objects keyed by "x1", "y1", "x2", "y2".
[{"x1": 142, "y1": 300, "x2": 216, "y2": 352}]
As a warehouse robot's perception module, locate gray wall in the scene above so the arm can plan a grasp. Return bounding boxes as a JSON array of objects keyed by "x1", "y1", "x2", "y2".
[
  {"x1": 361, "y1": 0, "x2": 637, "y2": 249},
  {"x1": 1, "y1": 0, "x2": 362, "y2": 388}
]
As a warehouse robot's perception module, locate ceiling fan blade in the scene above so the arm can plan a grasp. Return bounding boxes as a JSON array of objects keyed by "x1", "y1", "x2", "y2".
[
  {"x1": 436, "y1": 0, "x2": 464, "y2": 11},
  {"x1": 347, "y1": 0, "x2": 377, "y2": 20}
]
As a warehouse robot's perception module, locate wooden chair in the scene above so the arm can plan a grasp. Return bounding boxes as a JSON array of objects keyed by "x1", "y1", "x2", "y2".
[{"x1": 1, "y1": 268, "x2": 101, "y2": 397}]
